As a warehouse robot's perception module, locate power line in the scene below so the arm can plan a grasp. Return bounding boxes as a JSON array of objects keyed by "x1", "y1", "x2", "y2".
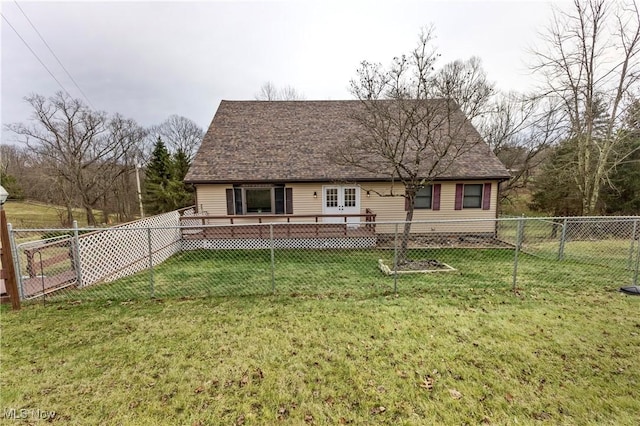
[
  {"x1": 13, "y1": 1, "x2": 95, "y2": 109},
  {"x1": 1, "y1": 12, "x2": 74, "y2": 100}
]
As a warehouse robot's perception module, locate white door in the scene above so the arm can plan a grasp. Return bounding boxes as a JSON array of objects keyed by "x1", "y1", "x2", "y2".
[{"x1": 322, "y1": 186, "x2": 360, "y2": 227}]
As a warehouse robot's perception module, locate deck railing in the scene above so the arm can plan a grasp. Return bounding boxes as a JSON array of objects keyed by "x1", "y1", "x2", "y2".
[
  {"x1": 179, "y1": 210, "x2": 377, "y2": 240},
  {"x1": 180, "y1": 210, "x2": 376, "y2": 228}
]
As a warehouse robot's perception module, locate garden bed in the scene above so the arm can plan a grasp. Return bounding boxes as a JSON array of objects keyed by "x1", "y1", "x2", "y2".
[{"x1": 378, "y1": 258, "x2": 456, "y2": 275}]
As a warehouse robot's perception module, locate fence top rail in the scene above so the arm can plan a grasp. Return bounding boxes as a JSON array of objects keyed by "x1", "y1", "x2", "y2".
[
  {"x1": 179, "y1": 213, "x2": 377, "y2": 220},
  {"x1": 17, "y1": 234, "x2": 73, "y2": 250},
  {"x1": 11, "y1": 215, "x2": 640, "y2": 233}
]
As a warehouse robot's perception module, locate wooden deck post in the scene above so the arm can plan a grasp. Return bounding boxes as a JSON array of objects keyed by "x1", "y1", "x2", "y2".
[{"x1": 1, "y1": 209, "x2": 20, "y2": 310}]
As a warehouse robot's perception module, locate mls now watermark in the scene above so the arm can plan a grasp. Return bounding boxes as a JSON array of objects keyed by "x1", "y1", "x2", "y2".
[{"x1": 3, "y1": 408, "x2": 56, "y2": 420}]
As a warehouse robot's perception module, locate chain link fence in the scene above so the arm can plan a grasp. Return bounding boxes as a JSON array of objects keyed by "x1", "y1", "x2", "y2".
[{"x1": 6, "y1": 215, "x2": 639, "y2": 306}]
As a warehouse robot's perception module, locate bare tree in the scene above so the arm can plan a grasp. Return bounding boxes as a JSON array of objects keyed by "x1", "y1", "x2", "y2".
[
  {"x1": 7, "y1": 92, "x2": 144, "y2": 226},
  {"x1": 255, "y1": 81, "x2": 305, "y2": 101},
  {"x1": 531, "y1": 0, "x2": 640, "y2": 215},
  {"x1": 477, "y1": 93, "x2": 566, "y2": 205},
  {"x1": 150, "y1": 115, "x2": 204, "y2": 162},
  {"x1": 432, "y1": 56, "x2": 494, "y2": 120},
  {"x1": 336, "y1": 28, "x2": 495, "y2": 261}
]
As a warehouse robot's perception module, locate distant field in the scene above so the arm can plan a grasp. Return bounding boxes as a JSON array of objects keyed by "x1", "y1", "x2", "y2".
[{"x1": 3, "y1": 200, "x2": 117, "y2": 229}]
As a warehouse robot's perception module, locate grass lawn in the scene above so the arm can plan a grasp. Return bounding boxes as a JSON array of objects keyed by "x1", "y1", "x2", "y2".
[
  {"x1": 2, "y1": 248, "x2": 640, "y2": 424},
  {"x1": 38, "y1": 247, "x2": 633, "y2": 303}
]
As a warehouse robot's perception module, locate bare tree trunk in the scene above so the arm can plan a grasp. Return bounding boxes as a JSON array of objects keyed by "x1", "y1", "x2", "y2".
[
  {"x1": 84, "y1": 206, "x2": 97, "y2": 227},
  {"x1": 399, "y1": 192, "x2": 416, "y2": 264}
]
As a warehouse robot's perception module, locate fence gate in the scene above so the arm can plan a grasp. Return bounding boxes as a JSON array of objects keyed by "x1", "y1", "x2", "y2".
[{"x1": 17, "y1": 235, "x2": 78, "y2": 300}]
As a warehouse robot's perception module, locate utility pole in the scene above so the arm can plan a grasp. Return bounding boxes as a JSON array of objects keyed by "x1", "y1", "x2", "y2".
[{"x1": 135, "y1": 163, "x2": 145, "y2": 218}]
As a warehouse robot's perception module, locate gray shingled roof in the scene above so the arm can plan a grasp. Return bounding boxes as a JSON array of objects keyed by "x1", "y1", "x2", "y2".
[{"x1": 185, "y1": 100, "x2": 510, "y2": 183}]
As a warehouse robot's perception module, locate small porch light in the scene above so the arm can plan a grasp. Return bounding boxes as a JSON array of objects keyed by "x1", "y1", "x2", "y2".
[
  {"x1": 366, "y1": 190, "x2": 371, "y2": 197},
  {"x1": 313, "y1": 191, "x2": 317, "y2": 198}
]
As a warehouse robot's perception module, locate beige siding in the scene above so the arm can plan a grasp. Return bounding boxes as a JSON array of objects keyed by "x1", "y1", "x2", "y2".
[
  {"x1": 360, "y1": 181, "x2": 498, "y2": 233},
  {"x1": 289, "y1": 183, "x2": 324, "y2": 215},
  {"x1": 195, "y1": 181, "x2": 500, "y2": 233},
  {"x1": 195, "y1": 185, "x2": 228, "y2": 216}
]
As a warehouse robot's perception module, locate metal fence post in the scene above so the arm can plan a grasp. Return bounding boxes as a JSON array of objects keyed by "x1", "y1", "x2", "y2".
[
  {"x1": 633, "y1": 231, "x2": 640, "y2": 286},
  {"x1": 558, "y1": 218, "x2": 568, "y2": 261},
  {"x1": 147, "y1": 227, "x2": 155, "y2": 298},
  {"x1": 512, "y1": 217, "x2": 524, "y2": 291},
  {"x1": 628, "y1": 219, "x2": 638, "y2": 270},
  {"x1": 270, "y1": 224, "x2": 275, "y2": 294},
  {"x1": 72, "y1": 220, "x2": 83, "y2": 287},
  {"x1": 393, "y1": 223, "x2": 398, "y2": 294}
]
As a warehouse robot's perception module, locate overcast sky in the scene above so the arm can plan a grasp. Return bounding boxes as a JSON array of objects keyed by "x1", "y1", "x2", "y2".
[{"x1": 1, "y1": 0, "x2": 567, "y2": 144}]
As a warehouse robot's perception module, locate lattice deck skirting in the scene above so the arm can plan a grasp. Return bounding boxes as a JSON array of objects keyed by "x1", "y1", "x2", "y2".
[{"x1": 183, "y1": 237, "x2": 377, "y2": 250}]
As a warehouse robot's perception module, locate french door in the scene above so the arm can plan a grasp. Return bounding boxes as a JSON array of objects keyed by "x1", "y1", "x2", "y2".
[{"x1": 322, "y1": 186, "x2": 360, "y2": 226}]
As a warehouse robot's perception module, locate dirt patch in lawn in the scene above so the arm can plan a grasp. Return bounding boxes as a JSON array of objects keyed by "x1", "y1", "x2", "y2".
[
  {"x1": 376, "y1": 234, "x2": 512, "y2": 249},
  {"x1": 378, "y1": 258, "x2": 456, "y2": 275}
]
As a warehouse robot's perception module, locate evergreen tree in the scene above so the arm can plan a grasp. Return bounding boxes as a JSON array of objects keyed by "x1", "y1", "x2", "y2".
[
  {"x1": 600, "y1": 101, "x2": 640, "y2": 214},
  {"x1": 0, "y1": 171, "x2": 23, "y2": 200},
  {"x1": 143, "y1": 137, "x2": 195, "y2": 214},
  {"x1": 529, "y1": 140, "x2": 584, "y2": 216},
  {"x1": 143, "y1": 137, "x2": 173, "y2": 214}
]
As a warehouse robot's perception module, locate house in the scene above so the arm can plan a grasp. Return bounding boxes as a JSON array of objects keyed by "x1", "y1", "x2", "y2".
[{"x1": 184, "y1": 100, "x2": 510, "y2": 237}]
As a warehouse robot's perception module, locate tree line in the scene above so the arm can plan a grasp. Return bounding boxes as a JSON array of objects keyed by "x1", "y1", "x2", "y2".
[
  {"x1": 1, "y1": 92, "x2": 204, "y2": 226},
  {"x1": 341, "y1": 0, "x2": 639, "y2": 231},
  {"x1": 2, "y1": 0, "x2": 638, "y2": 230}
]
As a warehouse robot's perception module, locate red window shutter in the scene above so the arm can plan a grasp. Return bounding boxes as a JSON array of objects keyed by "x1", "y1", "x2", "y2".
[
  {"x1": 454, "y1": 184, "x2": 463, "y2": 210},
  {"x1": 482, "y1": 183, "x2": 492, "y2": 210},
  {"x1": 285, "y1": 188, "x2": 293, "y2": 214},
  {"x1": 433, "y1": 184, "x2": 441, "y2": 211},
  {"x1": 225, "y1": 188, "x2": 234, "y2": 215}
]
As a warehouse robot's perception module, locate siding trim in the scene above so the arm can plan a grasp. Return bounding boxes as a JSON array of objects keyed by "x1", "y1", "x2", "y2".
[
  {"x1": 482, "y1": 183, "x2": 491, "y2": 210},
  {"x1": 454, "y1": 184, "x2": 464, "y2": 210},
  {"x1": 285, "y1": 188, "x2": 293, "y2": 214},
  {"x1": 225, "y1": 188, "x2": 234, "y2": 215},
  {"x1": 433, "y1": 184, "x2": 441, "y2": 211}
]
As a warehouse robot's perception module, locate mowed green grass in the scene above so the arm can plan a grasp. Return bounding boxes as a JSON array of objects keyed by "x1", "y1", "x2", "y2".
[
  {"x1": 41, "y1": 247, "x2": 632, "y2": 303},
  {"x1": 2, "y1": 249, "x2": 640, "y2": 424}
]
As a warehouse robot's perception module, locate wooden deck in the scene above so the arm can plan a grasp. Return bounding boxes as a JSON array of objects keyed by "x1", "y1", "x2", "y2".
[
  {"x1": 180, "y1": 214, "x2": 378, "y2": 249},
  {"x1": 180, "y1": 212, "x2": 377, "y2": 240},
  {"x1": 21, "y1": 271, "x2": 77, "y2": 299}
]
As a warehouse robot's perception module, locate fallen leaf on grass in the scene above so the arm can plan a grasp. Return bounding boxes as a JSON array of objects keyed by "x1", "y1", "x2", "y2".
[
  {"x1": 239, "y1": 373, "x2": 249, "y2": 387},
  {"x1": 235, "y1": 414, "x2": 245, "y2": 425},
  {"x1": 370, "y1": 406, "x2": 386, "y2": 415},
  {"x1": 277, "y1": 406, "x2": 289, "y2": 420},
  {"x1": 505, "y1": 393, "x2": 514, "y2": 403},
  {"x1": 533, "y1": 411, "x2": 551, "y2": 420},
  {"x1": 396, "y1": 370, "x2": 408, "y2": 379},
  {"x1": 449, "y1": 389, "x2": 463, "y2": 399},
  {"x1": 419, "y1": 375, "x2": 434, "y2": 391},
  {"x1": 253, "y1": 368, "x2": 264, "y2": 380},
  {"x1": 194, "y1": 386, "x2": 204, "y2": 394},
  {"x1": 304, "y1": 413, "x2": 314, "y2": 423}
]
